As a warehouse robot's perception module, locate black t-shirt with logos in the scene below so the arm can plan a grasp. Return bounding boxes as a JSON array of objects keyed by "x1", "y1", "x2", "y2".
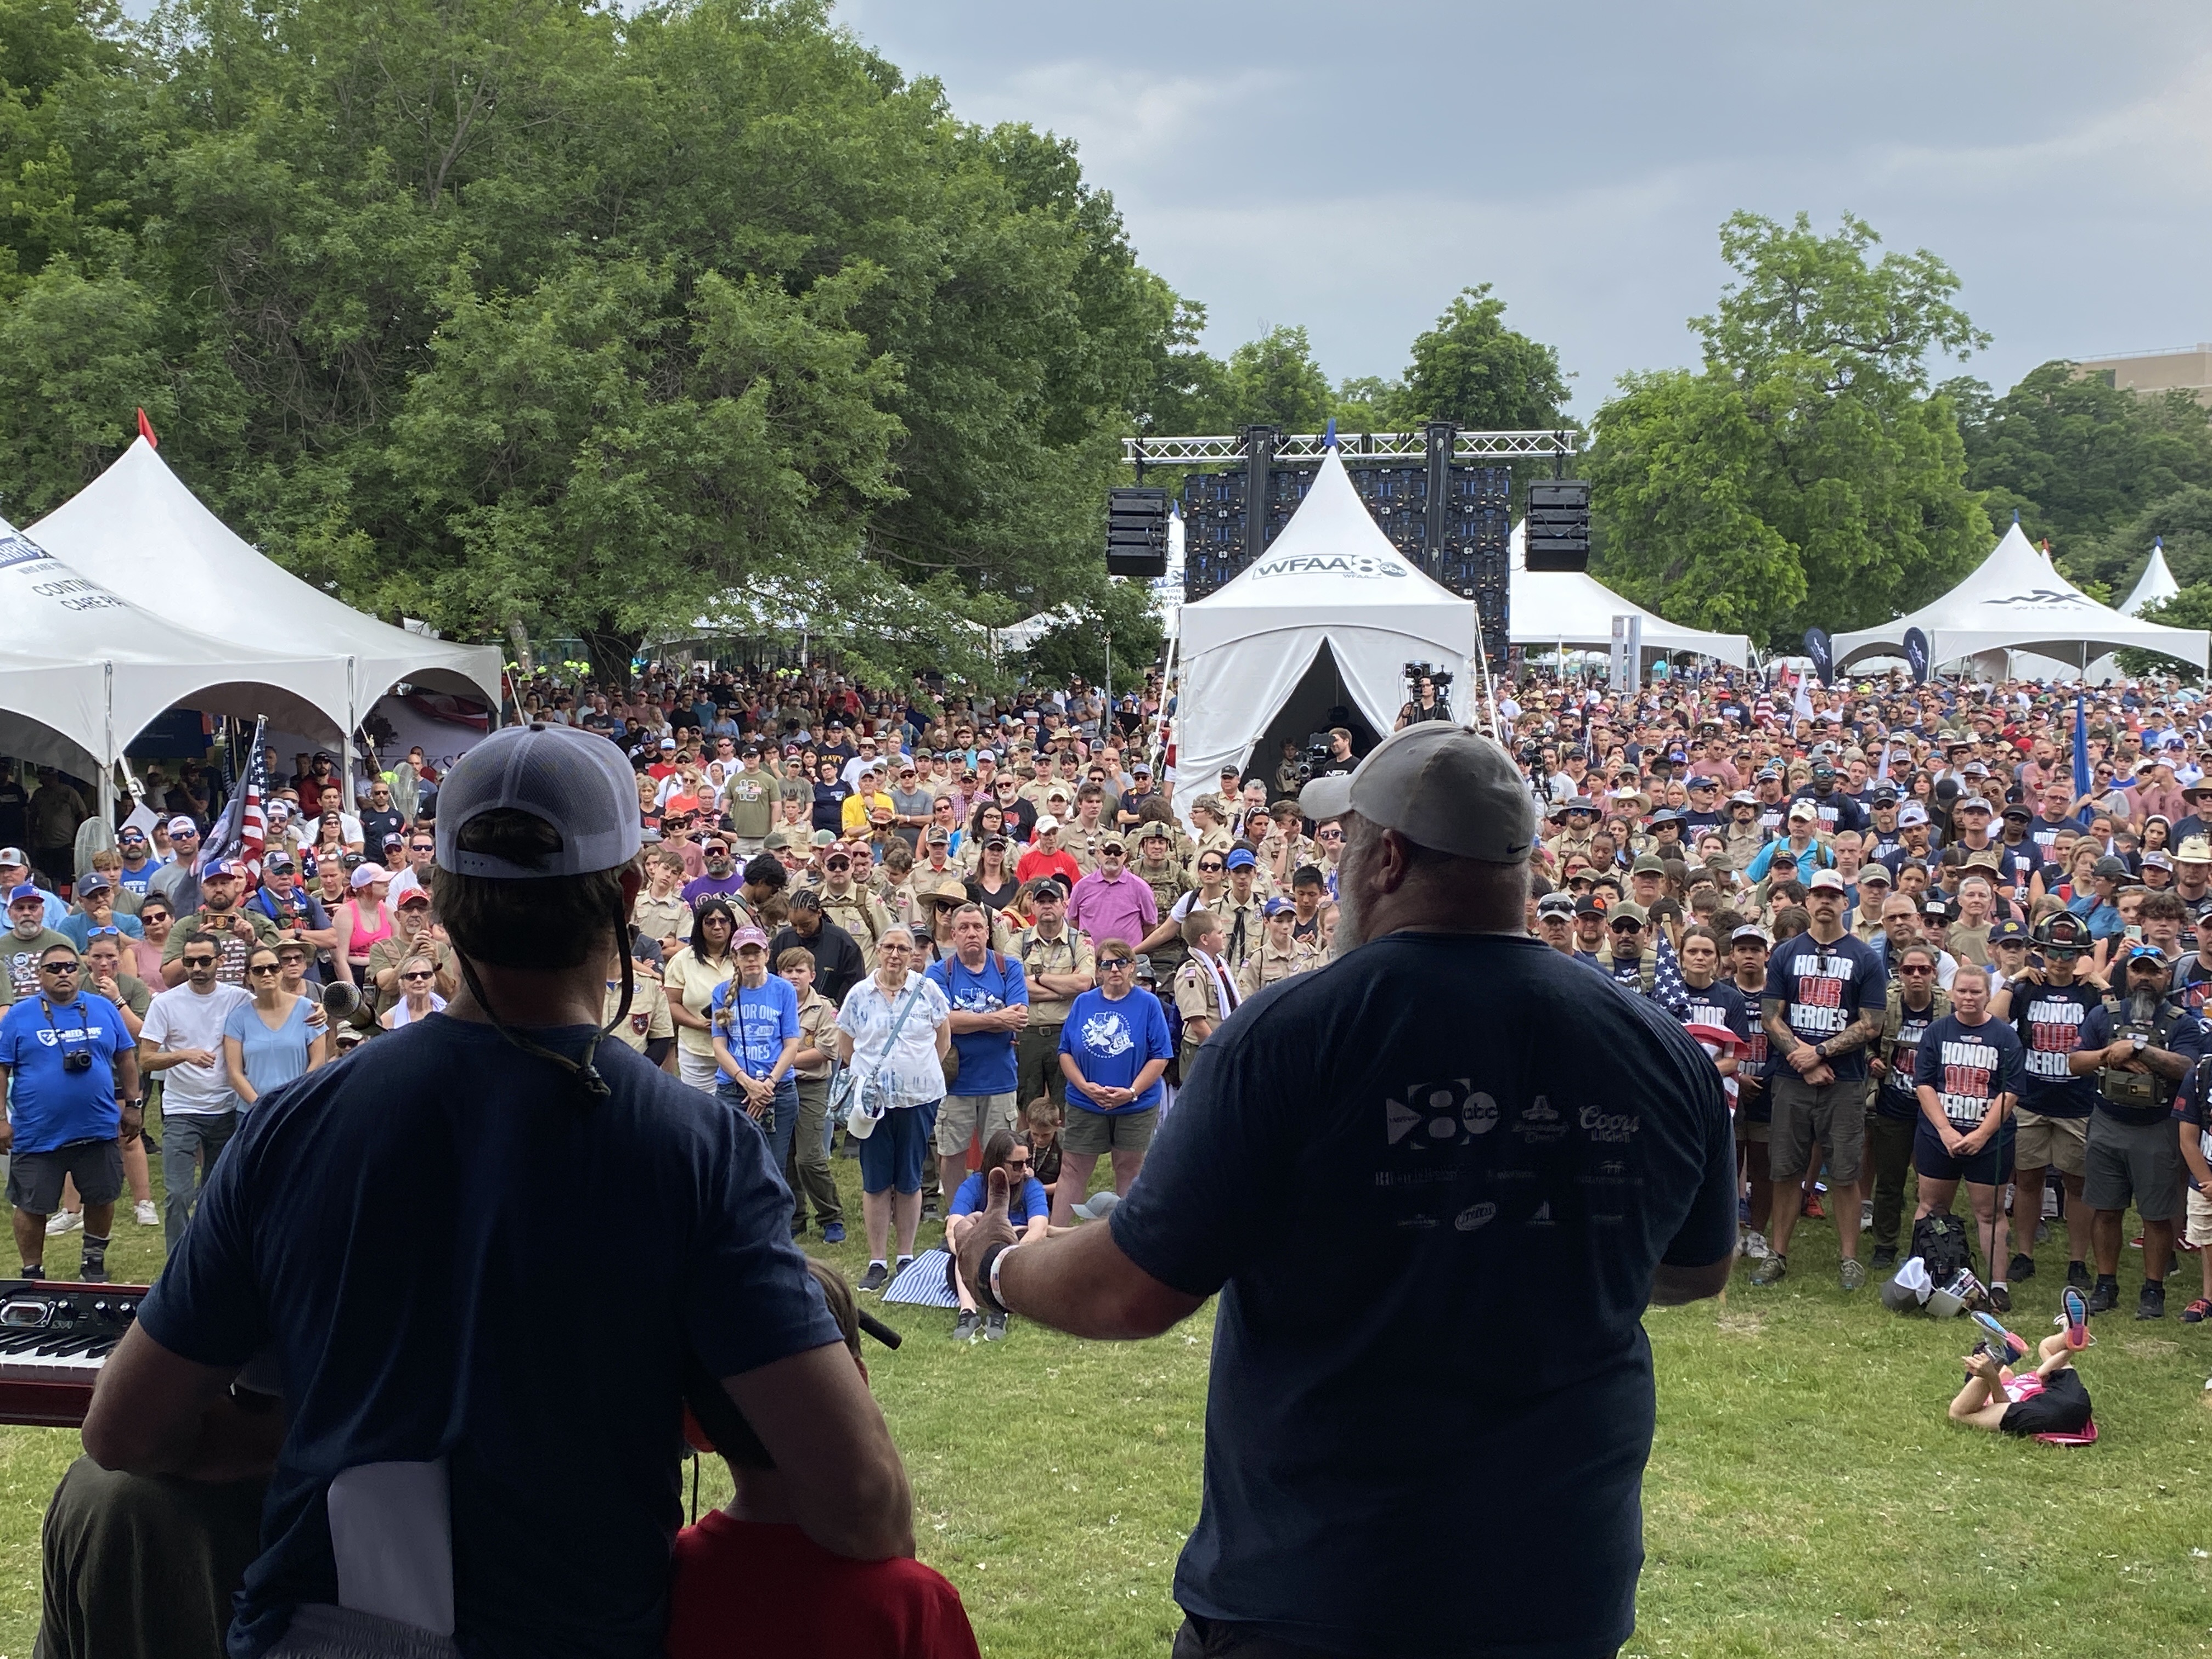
[{"x1": 2008, "y1": 979, "x2": 2101, "y2": 1119}]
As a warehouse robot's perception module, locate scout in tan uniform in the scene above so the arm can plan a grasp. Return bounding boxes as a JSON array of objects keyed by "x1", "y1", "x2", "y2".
[
  {"x1": 1131, "y1": 820, "x2": 1192, "y2": 940},
  {"x1": 1184, "y1": 795, "x2": 1235, "y2": 877},
  {"x1": 1259, "y1": 801, "x2": 1318, "y2": 889},
  {"x1": 777, "y1": 944, "x2": 845, "y2": 1240},
  {"x1": 1064, "y1": 785, "x2": 1113, "y2": 874},
  {"x1": 1236, "y1": 899, "x2": 1323, "y2": 998},
  {"x1": 602, "y1": 966, "x2": 675, "y2": 1061},
  {"x1": 816, "y1": 848, "x2": 893, "y2": 967},
  {"x1": 1011, "y1": 877, "x2": 1096, "y2": 1108},
  {"x1": 1213, "y1": 849, "x2": 1268, "y2": 974},
  {"x1": 1171, "y1": 909, "x2": 1238, "y2": 1077}
]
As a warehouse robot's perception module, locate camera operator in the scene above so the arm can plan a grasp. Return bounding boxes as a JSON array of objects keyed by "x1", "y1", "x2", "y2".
[
  {"x1": 1397, "y1": 666, "x2": 1454, "y2": 730},
  {"x1": 1314, "y1": 729, "x2": 1358, "y2": 779}
]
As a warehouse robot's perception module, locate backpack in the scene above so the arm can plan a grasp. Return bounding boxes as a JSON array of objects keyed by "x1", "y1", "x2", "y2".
[{"x1": 1911, "y1": 1212, "x2": 1972, "y2": 1285}]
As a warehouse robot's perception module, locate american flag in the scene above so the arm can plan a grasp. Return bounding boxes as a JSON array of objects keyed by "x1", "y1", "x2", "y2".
[
  {"x1": 1648, "y1": 930, "x2": 1690, "y2": 1020},
  {"x1": 195, "y1": 716, "x2": 269, "y2": 892}
]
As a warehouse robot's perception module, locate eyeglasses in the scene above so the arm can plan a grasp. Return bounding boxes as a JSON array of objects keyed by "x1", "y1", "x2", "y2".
[
  {"x1": 39, "y1": 961, "x2": 79, "y2": 974},
  {"x1": 182, "y1": 954, "x2": 218, "y2": 968},
  {"x1": 1101, "y1": 959, "x2": 1133, "y2": 971},
  {"x1": 1004, "y1": 1156, "x2": 1032, "y2": 1170},
  {"x1": 249, "y1": 962, "x2": 281, "y2": 975},
  {"x1": 1316, "y1": 830, "x2": 1343, "y2": 841},
  {"x1": 1197, "y1": 862, "x2": 1225, "y2": 874},
  {"x1": 400, "y1": 970, "x2": 434, "y2": 982},
  {"x1": 1897, "y1": 964, "x2": 1934, "y2": 975}
]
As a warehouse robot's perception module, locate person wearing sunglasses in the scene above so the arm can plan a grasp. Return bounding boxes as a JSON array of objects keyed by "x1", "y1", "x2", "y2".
[
  {"x1": 1867, "y1": 941, "x2": 1947, "y2": 1271},
  {"x1": 0, "y1": 943, "x2": 141, "y2": 1282},
  {"x1": 945, "y1": 1129, "x2": 1049, "y2": 1341},
  {"x1": 223, "y1": 945, "x2": 331, "y2": 1107},
  {"x1": 138, "y1": 928, "x2": 251, "y2": 1248}
]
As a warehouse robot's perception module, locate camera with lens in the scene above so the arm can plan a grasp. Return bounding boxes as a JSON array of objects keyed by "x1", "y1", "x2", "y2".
[
  {"x1": 1403, "y1": 661, "x2": 1453, "y2": 690},
  {"x1": 62, "y1": 1049, "x2": 92, "y2": 1074}
]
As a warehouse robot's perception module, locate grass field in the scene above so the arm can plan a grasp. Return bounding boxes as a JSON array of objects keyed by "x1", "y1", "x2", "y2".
[{"x1": 0, "y1": 1124, "x2": 2209, "y2": 1657}]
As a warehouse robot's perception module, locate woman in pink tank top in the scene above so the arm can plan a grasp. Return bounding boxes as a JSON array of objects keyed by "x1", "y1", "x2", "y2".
[{"x1": 334, "y1": 865, "x2": 394, "y2": 985}]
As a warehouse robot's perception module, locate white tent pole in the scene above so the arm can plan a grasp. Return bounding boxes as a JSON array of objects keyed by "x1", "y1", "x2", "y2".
[{"x1": 99, "y1": 661, "x2": 115, "y2": 828}]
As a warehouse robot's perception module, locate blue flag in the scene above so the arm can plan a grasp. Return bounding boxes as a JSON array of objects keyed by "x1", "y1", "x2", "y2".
[{"x1": 2072, "y1": 696, "x2": 2091, "y2": 814}]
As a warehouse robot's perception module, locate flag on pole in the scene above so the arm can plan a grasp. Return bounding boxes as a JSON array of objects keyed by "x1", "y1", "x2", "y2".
[
  {"x1": 1649, "y1": 931, "x2": 1690, "y2": 1020},
  {"x1": 196, "y1": 716, "x2": 269, "y2": 891},
  {"x1": 136, "y1": 408, "x2": 159, "y2": 448},
  {"x1": 1791, "y1": 669, "x2": 1815, "y2": 726},
  {"x1": 2072, "y1": 696, "x2": 2091, "y2": 818}
]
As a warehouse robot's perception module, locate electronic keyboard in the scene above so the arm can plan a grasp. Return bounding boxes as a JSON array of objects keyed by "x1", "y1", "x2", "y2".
[{"x1": 0, "y1": 1279, "x2": 146, "y2": 1427}]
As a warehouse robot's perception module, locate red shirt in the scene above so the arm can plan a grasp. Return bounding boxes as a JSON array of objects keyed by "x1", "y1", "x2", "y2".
[
  {"x1": 666, "y1": 1513, "x2": 980, "y2": 1659},
  {"x1": 1015, "y1": 847, "x2": 1082, "y2": 890}
]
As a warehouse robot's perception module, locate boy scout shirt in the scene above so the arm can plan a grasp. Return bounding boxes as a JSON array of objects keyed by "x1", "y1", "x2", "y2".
[
  {"x1": 1012, "y1": 927, "x2": 1093, "y2": 1025},
  {"x1": 602, "y1": 978, "x2": 674, "y2": 1053}
]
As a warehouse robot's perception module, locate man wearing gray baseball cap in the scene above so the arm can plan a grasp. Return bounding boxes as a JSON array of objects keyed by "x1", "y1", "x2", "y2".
[
  {"x1": 956, "y1": 720, "x2": 1736, "y2": 1659},
  {"x1": 85, "y1": 722, "x2": 912, "y2": 1658}
]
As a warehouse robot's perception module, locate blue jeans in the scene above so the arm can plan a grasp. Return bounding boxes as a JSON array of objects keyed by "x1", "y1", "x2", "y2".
[{"x1": 718, "y1": 1076, "x2": 799, "y2": 1197}]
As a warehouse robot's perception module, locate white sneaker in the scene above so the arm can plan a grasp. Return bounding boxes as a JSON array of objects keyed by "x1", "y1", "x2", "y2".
[
  {"x1": 45, "y1": 1210, "x2": 82, "y2": 1237},
  {"x1": 1742, "y1": 1231, "x2": 1770, "y2": 1261},
  {"x1": 1860, "y1": 1200, "x2": 1874, "y2": 1228},
  {"x1": 134, "y1": 1200, "x2": 159, "y2": 1228}
]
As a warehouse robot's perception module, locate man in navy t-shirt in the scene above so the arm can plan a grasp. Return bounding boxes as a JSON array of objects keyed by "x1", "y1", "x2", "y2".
[
  {"x1": 81, "y1": 723, "x2": 912, "y2": 1659},
  {"x1": 958, "y1": 725, "x2": 1734, "y2": 1659},
  {"x1": 1756, "y1": 868, "x2": 1888, "y2": 1292}
]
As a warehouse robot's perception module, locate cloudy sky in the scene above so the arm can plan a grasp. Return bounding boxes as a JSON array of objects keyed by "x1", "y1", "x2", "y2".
[{"x1": 834, "y1": 0, "x2": 2212, "y2": 416}]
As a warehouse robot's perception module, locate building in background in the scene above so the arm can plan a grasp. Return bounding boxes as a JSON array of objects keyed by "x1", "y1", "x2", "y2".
[{"x1": 2074, "y1": 343, "x2": 2212, "y2": 407}]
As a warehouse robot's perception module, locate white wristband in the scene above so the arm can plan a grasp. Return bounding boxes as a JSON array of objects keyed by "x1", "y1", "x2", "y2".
[{"x1": 988, "y1": 1239, "x2": 1021, "y2": 1313}]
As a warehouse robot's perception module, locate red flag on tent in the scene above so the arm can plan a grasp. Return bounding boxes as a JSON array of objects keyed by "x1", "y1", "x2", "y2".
[{"x1": 136, "y1": 408, "x2": 159, "y2": 448}]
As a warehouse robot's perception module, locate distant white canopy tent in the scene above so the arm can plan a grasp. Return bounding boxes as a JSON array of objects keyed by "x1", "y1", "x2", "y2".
[
  {"x1": 1833, "y1": 522, "x2": 2210, "y2": 676},
  {"x1": 2120, "y1": 538, "x2": 2181, "y2": 616},
  {"x1": 1175, "y1": 449, "x2": 1476, "y2": 811},
  {"x1": 1505, "y1": 521, "x2": 1751, "y2": 669},
  {"x1": 29, "y1": 438, "x2": 505, "y2": 755}
]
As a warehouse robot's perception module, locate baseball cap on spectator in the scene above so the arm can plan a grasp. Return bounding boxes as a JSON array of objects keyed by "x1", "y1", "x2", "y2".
[
  {"x1": 2092, "y1": 855, "x2": 2130, "y2": 879},
  {"x1": 1298, "y1": 725, "x2": 1535, "y2": 863},
  {"x1": 398, "y1": 887, "x2": 432, "y2": 909},
  {"x1": 435, "y1": 721, "x2": 644, "y2": 879},
  {"x1": 2122, "y1": 942, "x2": 2169, "y2": 968},
  {"x1": 348, "y1": 862, "x2": 388, "y2": 888},
  {"x1": 1630, "y1": 855, "x2": 1668, "y2": 877},
  {"x1": 2143, "y1": 850, "x2": 2176, "y2": 872},
  {"x1": 167, "y1": 817, "x2": 199, "y2": 837},
  {"x1": 266, "y1": 853, "x2": 296, "y2": 873},
  {"x1": 1870, "y1": 788, "x2": 1898, "y2": 805},
  {"x1": 1898, "y1": 804, "x2": 1929, "y2": 826},
  {"x1": 1990, "y1": 919, "x2": 2028, "y2": 946},
  {"x1": 1536, "y1": 892, "x2": 1576, "y2": 919},
  {"x1": 1262, "y1": 897, "x2": 1294, "y2": 918},
  {"x1": 731, "y1": 926, "x2": 770, "y2": 952},
  {"x1": 925, "y1": 827, "x2": 951, "y2": 845},
  {"x1": 1855, "y1": 862, "x2": 1892, "y2": 887},
  {"x1": 1686, "y1": 775, "x2": 1717, "y2": 791},
  {"x1": 1132, "y1": 763, "x2": 1152, "y2": 776},
  {"x1": 76, "y1": 871, "x2": 112, "y2": 893},
  {"x1": 658, "y1": 738, "x2": 677, "y2": 752},
  {"x1": 1573, "y1": 896, "x2": 1605, "y2": 918},
  {"x1": 1807, "y1": 869, "x2": 1847, "y2": 894},
  {"x1": 8, "y1": 882, "x2": 43, "y2": 906},
  {"x1": 1810, "y1": 761, "x2": 1835, "y2": 781},
  {"x1": 1729, "y1": 924, "x2": 1768, "y2": 946},
  {"x1": 807, "y1": 829, "x2": 838, "y2": 848},
  {"x1": 1955, "y1": 795, "x2": 1992, "y2": 814},
  {"x1": 383, "y1": 833, "x2": 406, "y2": 849},
  {"x1": 1728, "y1": 791, "x2": 1757, "y2": 806},
  {"x1": 1787, "y1": 800, "x2": 1817, "y2": 821},
  {"x1": 1223, "y1": 848, "x2": 1257, "y2": 871},
  {"x1": 1608, "y1": 902, "x2": 1647, "y2": 928},
  {"x1": 1034, "y1": 815, "x2": 1060, "y2": 834}
]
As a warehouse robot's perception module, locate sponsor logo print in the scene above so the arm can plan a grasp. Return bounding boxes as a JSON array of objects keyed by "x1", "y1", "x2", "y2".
[
  {"x1": 1515, "y1": 1095, "x2": 1568, "y2": 1143},
  {"x1": 1384, "y1": 1080, "x2": 1491, "y2": 1147},
  {"x1": 1251, "y1": 553, "x2": 1407, "y2": 582},
  {"x1": 1580, "y1": 1104, "x2": 1640, "y2": 1143},
  {"x1": 1454, "y1": 1201, "x2": 1498, "y2": 1232}
]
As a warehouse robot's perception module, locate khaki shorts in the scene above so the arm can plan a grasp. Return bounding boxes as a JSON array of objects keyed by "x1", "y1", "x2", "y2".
[
  {"x1": 2187, "y1": 1186, "x2": 2212, "y2": 1251},
  {"x1": 934, "y1": 1091, "x2": 1019, "y2": 1159},
  {"x1": 1062, "y1": 1104, "x2": 1159, "y2": 1156},
  {"x1": 1767, "y1": 1075, "x2": 1868, "y2": 1185},
  {"x1": 2012, "y1": 1110, "x2": 2089, "y2": 1179}
]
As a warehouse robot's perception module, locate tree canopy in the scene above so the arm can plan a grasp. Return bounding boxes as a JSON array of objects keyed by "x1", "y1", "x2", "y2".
[{"x1": 1585, "y1": 211, "x2": 1993, "y2": 651}]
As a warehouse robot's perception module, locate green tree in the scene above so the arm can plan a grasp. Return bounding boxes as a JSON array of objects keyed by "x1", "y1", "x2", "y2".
[
  {"x1": 1949, "y1": 359, "x2": 2212, "y2": 566},
  {"x1": 1223, "y1": 324, "x2": 1330, "y2": 431},
  {"x1": 1395, "y1": 284, "x2": 1567, "y2": 430},
  {"x1": 1016, "y1": 573, "x2": 1162, "y2": 691},
  {"x1": 2114, "y1": 582, "x2": 2212, "y2": 678},
  {"x1": 1330, "y1": 374, "x2": 1399, "y2": 433},
  {"x1": 1586, "y1": 211, "x2": 1993, "y2": 650}
]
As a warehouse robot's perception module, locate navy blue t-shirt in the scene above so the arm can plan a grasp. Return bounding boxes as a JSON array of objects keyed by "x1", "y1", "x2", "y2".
[
  {"x1": 1764, "y1": 933, "x2": 1888, "y2": 1082},
  {"x1": 1108, "y1": 934, "x2": 1735, "y2": 1657},
  {"x1": 2006, "y1": 979, "x2": 2100, "y2": 1119},
  {"x1": 1913, "y1": 1012, "x2": 2025, "y2": 1128},
  {"x1": 927, "y1": 951, "x2": 1029, "y2": 1097},
  {"x1": 137, "y1": 1014, "x2": 840, "y2": 1659}
]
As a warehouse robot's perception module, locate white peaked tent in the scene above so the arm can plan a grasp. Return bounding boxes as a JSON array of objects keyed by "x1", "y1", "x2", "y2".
[
  {"x1": 1833, "y1": 522, "x2": 2210, "y2": 674},
  {"x1": 1177, "y1": 449, "x2": 1475, "y2": 799},
  {"x1": 2120, "y1": 539, "x2": 2181, "y2": 616},
  {"x1": 1506, "y1": 521, "x2": 1751, "y2": 668},
  {"x1": 30, "y1": 438, "x2": 505, "y2": 739},
  {"x1": 0, "y1": 516, "x2": 351, "y2": 779}
]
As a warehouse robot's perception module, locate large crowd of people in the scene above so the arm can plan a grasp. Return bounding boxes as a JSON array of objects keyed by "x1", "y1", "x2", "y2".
[{"x1": 5, "y1": 655, "x2": 2212, "y2": 1654}]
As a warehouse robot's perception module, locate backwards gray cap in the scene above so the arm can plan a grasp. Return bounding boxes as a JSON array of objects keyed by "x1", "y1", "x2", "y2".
[
  {"x1": 436, "y1": 723, "x2": 642, "y2": 879},
  {"x1": 1298, "y1": 724, "x2": 1535, "y2": 863}
]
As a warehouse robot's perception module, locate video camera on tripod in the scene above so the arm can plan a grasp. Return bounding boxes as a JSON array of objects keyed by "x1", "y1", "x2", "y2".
[{"x1": 1403, "y1": 661, "x2": 1453, "y2": 692}]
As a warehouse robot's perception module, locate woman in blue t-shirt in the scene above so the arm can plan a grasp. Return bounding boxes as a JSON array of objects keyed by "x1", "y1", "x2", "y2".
[
  {"x1": 711, "y1": 929, "x2": 803, "y2": 1180},
  {"x1": 945, "y1": 1128, "x2": 1048, "y2": 1342},
  {"x1": 223, "y1": 945, "x2": 329, "y2": 1107}
]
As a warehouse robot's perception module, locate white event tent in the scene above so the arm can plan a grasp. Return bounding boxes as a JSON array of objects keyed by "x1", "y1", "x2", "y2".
[
  {"x1": 29, "y1": 438, "x2": 505, "y2": 753},
  {"x1": 1506, "y1": 521, "x2": 1751, "y2": 668},
  {"x1": 1833, "y1": 522, "x2": 2209, "y2": 675},
  {"x1": 0, "y1": 516, "x2": 348, "y2": 788},
  {"x1": 1175, "y1": 448, "x2": 1475, "y2": 802},
  {"x1": 2120, "y1": 538, "x2": 2181, "y2": 616}
]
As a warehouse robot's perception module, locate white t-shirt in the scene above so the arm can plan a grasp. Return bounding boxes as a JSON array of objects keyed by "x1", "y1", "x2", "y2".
[{"x1": 142, "y1": 981, "x2": 252, "y2": 1115}]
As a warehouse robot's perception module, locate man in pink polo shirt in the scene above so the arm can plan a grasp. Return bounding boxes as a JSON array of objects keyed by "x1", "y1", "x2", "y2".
[{"x1": 1066, "y1": 834, "x2": 1157, "y2": 953}]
